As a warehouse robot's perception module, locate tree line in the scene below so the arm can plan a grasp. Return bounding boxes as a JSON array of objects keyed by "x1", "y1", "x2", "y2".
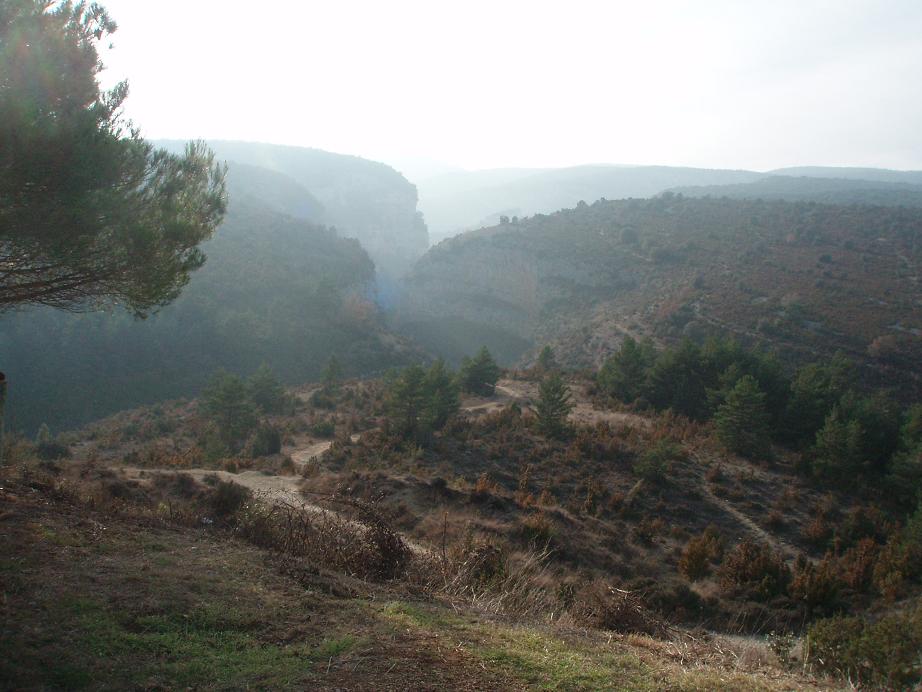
[{"x1": 598, "y1": 336, "x2": 922, "y2": 507}]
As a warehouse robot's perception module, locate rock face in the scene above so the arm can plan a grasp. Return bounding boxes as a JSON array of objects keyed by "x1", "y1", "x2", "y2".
[
  {"x1": 157, "y1": 140, "x2": 429, "y2": 279},
  {"x1": 399, "y1": 196, "x2": 922, "y2": 398}
]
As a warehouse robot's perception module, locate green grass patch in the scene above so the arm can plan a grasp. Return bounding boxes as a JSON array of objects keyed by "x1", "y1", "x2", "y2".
[{"x1": 2, "y1": 594, "x2": 360, "y2": 690}]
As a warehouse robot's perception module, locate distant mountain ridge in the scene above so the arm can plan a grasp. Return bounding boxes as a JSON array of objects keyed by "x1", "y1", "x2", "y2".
[
  {"x1": 416, "y1": 164, "x2": 922, "y2": 242},
  {"x1": 670, "y1": 175, "x2": 922, "y2": 207}
]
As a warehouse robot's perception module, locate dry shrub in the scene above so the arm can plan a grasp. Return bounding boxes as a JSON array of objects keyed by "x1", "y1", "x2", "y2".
[
  {"x1": 235, "y1": 494, "x2": 411, "y2": 582},
  {"x1": 837, "y1": 537, "x2": 877, "y2": 592},
  {"x1": 705, "y1": 463, "x2": 723, "y2": 483},
  {"x1": 872, "y1": 535, "x2": 920, "y2": 601},
  {"x1": 570, "y1": 581, "x2": 666, "y2": 636},
  {"x1": 805, "y1": 605, "x2": 922, "y2": 688},
  {"x1": 474, "y1": 472, "x2": 498, "y2": 495},
  {"x1": 438, "y1": 541, "x2": 556, "y2": 619},
  {"x1": 765, "y1": 509, "x2": 785, "y2": 531},
  {"x1": 718, "y1": 539, "x2": 790, "y2": 600},
  {"x1": 679, "y1": 527, "x2": 723, "y2": 581},
  {"x1": 572, "y1": 423, "x2": 628, "y2": 463},
  {"x1": 516, "y1": 511, "x2": 553, "y2": 546},
  {"x1": 537, "y1": 488, "x2": 556, "y2": 506},
  {"x1": 802, "y1": 514, "x2": 831, "y2": 548},
  {"x1": 789, "y1": 556, "x2": 841, "y2": 617},
  {"x1": 773, "y1": 486, "x2": 800, "y2": 512}
]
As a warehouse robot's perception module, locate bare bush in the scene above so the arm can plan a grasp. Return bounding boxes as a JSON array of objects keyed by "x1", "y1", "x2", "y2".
[{"x1": 570, "y1": 581, "x2": 667, "y2": 636}]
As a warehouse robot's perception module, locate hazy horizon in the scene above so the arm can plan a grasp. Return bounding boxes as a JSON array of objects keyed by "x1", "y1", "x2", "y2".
[{"x1": 98, "y1": 0, "x2": 922, "y2": 174}]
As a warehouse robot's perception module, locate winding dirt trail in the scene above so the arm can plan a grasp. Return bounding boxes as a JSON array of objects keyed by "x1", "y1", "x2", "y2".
[{"x1": 688, "y1": 450, "x2": 809, "y2": 564}]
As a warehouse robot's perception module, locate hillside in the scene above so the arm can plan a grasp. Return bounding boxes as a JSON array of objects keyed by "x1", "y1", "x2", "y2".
[
  {"x1": 418, "y1": 166, "x2": 762, "y2": 242},
  {"x1": 158, "y1": 140, "x2": 429, "y2": 278},
  {"x1": 399, "y1": 196, "x2": 922, "y2": 398},
  {"x1": 671, "y1": 175, "x2": 922, "y2": 208},
  {"x1": 2, "y1": 371, "x2": 866, "y2": 689},
  {"x1": 770, "y1": 167, "x2": 922, "y2": 185},
  {"x1": 9, "y1": 350, "x2": 922, "y2": 688},
  {"x1": 0, "y1": 198, "x2": 421, "y2": 436}
]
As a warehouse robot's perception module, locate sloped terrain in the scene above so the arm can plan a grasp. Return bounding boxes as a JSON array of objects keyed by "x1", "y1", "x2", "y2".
[
  {"x1": 157, "y1": 140, "x2": 429, "y2": 277},
  {"x1": 1, "y1": 199, "x2": 421, "y2": 436},
  {"x1": 670, "y1": 175, "x2": 922, "y2": 208},
  {"x1": 400, "y1": 196, "x2": 922, "y2": 399},
  {"x1": 0, "y1": 478, "x2": 830, "y2": 690}
]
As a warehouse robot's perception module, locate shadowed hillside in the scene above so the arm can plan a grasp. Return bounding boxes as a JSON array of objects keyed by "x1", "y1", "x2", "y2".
[
  {"x1": 0, "y1": 198, "x2": 422, "y2": 436},
  {"x1": 158, "y1": 140, "x2": 429, "y2": 278}
]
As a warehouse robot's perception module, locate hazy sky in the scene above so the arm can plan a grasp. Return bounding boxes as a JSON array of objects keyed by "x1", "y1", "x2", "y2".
[{"x1": 98, "y1": 0, "x2": 922, "y2": 174}]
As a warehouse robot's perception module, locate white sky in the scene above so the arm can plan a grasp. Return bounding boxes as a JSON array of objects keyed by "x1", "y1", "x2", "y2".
[{"x1": 97, "y1": 0, "x2": 922, "y2": 173}]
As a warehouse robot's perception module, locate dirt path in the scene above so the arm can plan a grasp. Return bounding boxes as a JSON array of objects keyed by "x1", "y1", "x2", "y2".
[
  {"x1": 689, "y1": 450, "x2": 809, "y2": 563},
  {"x1": 122, "y1": 466, "x2": 304, "y2": 503}
]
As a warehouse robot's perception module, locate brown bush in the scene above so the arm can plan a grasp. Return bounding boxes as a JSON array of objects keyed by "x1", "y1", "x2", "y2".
[
  {"x1": 718, "y1": 539, "x2": 790, "y2": 600},
  {"x1": 678, "y1": 526, "x2": 723, "y2": 581},
  {"x1": 872, "y1": 535, "x2": 921, "y2": 601},
  {"x1": 235, "y1": 494, "x2": 411, "y2": 582},
  {"x1": 802, "y1": 514, "x2": 832, "y2": 548},
  {"x1": 837, "y1": 538, "x2": 877, "y2": 592},
  {"x1": 570, "y1": 581, "x2": 666, "y2": 636},
  {"x1": 789, "y1": 556, "x2": 841, "y2": 618}
]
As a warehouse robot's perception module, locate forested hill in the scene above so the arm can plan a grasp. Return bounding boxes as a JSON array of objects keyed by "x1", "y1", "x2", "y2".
[
  {"x1": 1, "y1": 199, "x2": 421, "y2": 435},
  {"x1": 157, "y1": 140, "x2": 429, "y2": 278},
  {"x1": 418, "y1": 165, "x2": 762, "y2": 242},
  {"x1": 671, "y1": 175, "x2": 922, "y2": 207},
  {"x1": 399, "y1": 195, "x2": 922, "y2": 396}
]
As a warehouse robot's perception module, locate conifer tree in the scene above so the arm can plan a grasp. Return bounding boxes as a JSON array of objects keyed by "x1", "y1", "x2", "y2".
[
  {"x1": 422, "y1": 359, "x2": 460, "y2": 431},
  {"x1": 714, "y1": 375, "x2": 771, "y2": 457},
  {"x1": 812, "y1": 408, "x2": 864, "y2": 480},
  {"x1": 322, "y1": 355, "x2": 343, "y2": 394},
  {"x1": 536, "y1": 345, "x2": 558, "y2": 373},
  {"x1": 597, "y1": 336, "x2": 655, "y2": 403},
  {"x1": 460, "y1": 346, "x2": 501, "y2": 396},
  {"x1": 386, "y1": 365, "x2": 428, "y2": 441},
  {"x1": 247, "y1": 364, "x2": 287, "y2": 414},
  {"x1": 1, "y1": 1, "x2": 226, "y2": 314},
  {"x1": 201, "y1": 371, "x2": 258, "y2": 449},
  {"x1": 536, "y1": 372, "x2": 573, "y2": 438}
]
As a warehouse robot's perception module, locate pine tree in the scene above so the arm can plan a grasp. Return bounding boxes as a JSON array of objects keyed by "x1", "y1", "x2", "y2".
[
  {"x1": 322, "y1": 355, "x2": 343, "y2": 394},
  {"x1": 422, "y1": 360, "x2": 460, "y2": 431},
  {"x1": 1, "y1": 1, "x2": 226, "y2": 314},
  {"x1": 536, "y1": 345, "x2": 558, "y2": 373},
  {"x1": 247, "y1": 364, "x2": 287, "y2": 414},
  {"x1": 597, "y1": 336, "x2": 655, "y2": 403},
  {"x1": 714, "y1": 375, "x2": 771, "y2": 457},
  {"x1": 386, "y1": 366, "x2": 428, "y2": 441},
  {"x1": 812, "y1": 408, "x2": 864, "y2": 480},
  {"x1": 460, "y1": 346, "x2": 501, "y2": 396},
  {"x1": 536, "y1": 372, "x2": 573, "y2": 438},
  {"x1": 201, "y1": 371, "x2": 259, "y2": 450}
]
